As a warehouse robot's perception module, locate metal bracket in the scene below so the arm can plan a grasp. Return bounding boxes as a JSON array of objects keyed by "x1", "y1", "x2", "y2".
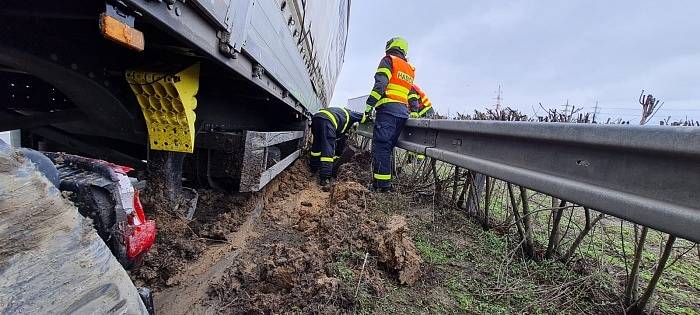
[
  {"x1": 106, "y1": 2, "x2": 136, "y2": 26},
  {"x1": 239, "y1": 130, "x2": 304, "y2": 192},
  {"x1": 252, "y1": 63, "x2": 264, "y2": 79},
  {"x1": 217, "y1": 30, "x2": 235, "y2": 57}
]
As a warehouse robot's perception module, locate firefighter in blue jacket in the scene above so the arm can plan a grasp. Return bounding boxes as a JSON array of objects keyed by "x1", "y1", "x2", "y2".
[
  {"x1": 309, "y1": 107, "x2": 366, "y2": 187},
  {"x1": 364, "y1": 37, "x2": 419, "y2": 192}
]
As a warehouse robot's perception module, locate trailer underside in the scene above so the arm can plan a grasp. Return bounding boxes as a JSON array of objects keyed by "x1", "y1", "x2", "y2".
[{"x1": 0, "y1": 0, "x2": 329, "y2": 199}]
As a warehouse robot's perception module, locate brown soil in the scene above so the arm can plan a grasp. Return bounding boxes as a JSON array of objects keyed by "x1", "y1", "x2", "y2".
[
  {"x1": 131, "y1": 153, "x2": 423, "y2": 314},
  {"x1": 129, "y1": 189, "x2": 250, "y2": 290},
  {"x1": 376, "y1": 215, "x2": 423, "y2": 285}
]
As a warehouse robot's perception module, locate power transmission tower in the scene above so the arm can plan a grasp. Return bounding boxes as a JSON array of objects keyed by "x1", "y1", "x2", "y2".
[{"x1": 494, "y1": 85, "x2": 502, "y2": 111}]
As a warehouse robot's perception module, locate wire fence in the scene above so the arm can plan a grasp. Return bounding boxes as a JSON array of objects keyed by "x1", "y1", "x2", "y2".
[{"x1": 353, "y1": 100, "x2": 699, "y2": 314}]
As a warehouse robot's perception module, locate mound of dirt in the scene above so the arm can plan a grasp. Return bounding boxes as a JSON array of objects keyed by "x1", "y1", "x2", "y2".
[
  {"x1": 336, "y1": 151, "x2": 372, "y2": 183},
  {"x1": 375, "y1": 215, "x2": 423, "y2": 285},
  {"x1": 330, "y1": 180, "x2": 367, "y2": 203},
  {"x1": 134, "y1": 152, "x2": 424, "y2": 314},
  {"x1": 201, "y1": 160, "x2": 422, "y2": 313}
]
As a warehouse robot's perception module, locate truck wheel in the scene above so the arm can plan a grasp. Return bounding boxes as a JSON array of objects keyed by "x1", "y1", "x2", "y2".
[{"x1": 17, "y1": 148, "x2": 60, "y2": 188}]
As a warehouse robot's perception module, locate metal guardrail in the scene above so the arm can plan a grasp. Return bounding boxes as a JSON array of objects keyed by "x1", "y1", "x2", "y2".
[{"x1": 358, "y1": 119, "x2": 700, "y2": 243}]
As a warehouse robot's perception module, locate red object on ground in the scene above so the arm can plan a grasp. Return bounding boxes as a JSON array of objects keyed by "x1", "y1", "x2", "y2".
[
  {"x1": 126, "y1": 220, "x2": 156, "y2": 258},
  {"x1": 126, "y1": 188, "x2": 156, "y2": 258}
]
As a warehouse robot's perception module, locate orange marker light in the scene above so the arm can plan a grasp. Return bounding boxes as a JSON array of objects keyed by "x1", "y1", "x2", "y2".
[{"x1": 100, "y1": 13, "x2": 145, "y2": 52}]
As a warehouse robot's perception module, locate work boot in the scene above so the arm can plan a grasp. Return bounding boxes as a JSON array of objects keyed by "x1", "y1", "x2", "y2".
[{"x1": 319, "y1": 177, "x2": 332, "y2": 192}]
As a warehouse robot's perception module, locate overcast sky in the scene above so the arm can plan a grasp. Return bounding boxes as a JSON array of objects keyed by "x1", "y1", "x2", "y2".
[{"x1": 329, "y1": 1, "x2": 700, "y2": 123}]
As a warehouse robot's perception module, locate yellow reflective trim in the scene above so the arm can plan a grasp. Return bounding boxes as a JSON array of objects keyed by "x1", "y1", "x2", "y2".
[
  {"x1": 360, "y1": 113, "x2": 367, "y2": 124},
  {"x1": 333, "y1": 156, "x2": 340, "y2": 160},
  {"x1": 408, "y1": 93, "x2": 419, "y2": 100},
  {"x1": 320, "y1": 157, "x2": 335, "y2": 162},
  {"x1": 376, "y1": 67, "x2": 392, "y2": 79},
  {"x1": 373, "y1": 173, "x2": 391, "y2": 180},
  {"x1": 310, "y1": 151, "x2": 321, "y2": 157},
  {"x1": 387, "y1": 83, "x2": 410, "y2": 94},
  {"x1": 385, "y1": 90, "x2": 408, "y2": 99},
  {"x1": 375, "y1": 98, "x2": 392, "y2": 108},
  {"x1": 319, "y1": 110, "x2": 338, "y2": 129},
  {"x1": 370, "y1": 91, "x2": 382, "y2": 100},
  {"x1": 340, "y1": 108, "x2": 350, "y2": 133},
  {"x1": 418, "y1": 105, "x2": 431, "y2": 116},
  {"x1": 375, "y1": 98, "x2": 408, "y2": 108}
]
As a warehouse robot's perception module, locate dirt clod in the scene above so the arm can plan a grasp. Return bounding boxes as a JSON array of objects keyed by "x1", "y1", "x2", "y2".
[{"x1": 376, "y1": 215, "x2": 423, "y2": 285}]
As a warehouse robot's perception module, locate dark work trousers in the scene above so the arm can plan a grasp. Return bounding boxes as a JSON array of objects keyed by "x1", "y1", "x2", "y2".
[
  {"x1": 309, "y1": 116, "x2": 337, "y2": 179},
  {"x1": 335, "y1": 136, "x2": 348, "y2": 159},
  {"x1": 372, "y1": 111, "x2": 407, "y2": 187}
]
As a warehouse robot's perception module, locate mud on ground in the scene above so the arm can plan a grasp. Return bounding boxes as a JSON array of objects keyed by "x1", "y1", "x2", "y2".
[
  {"x1": 131, "y1": 153, "x2": 423, "y2": 314},
  {"x1": 130, "y1": 188, "x2": 249, "y2": 290}
]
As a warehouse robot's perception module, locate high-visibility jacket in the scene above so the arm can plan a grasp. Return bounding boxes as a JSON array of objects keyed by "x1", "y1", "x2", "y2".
[
  {"x1": 409, "y1": 84, "x2": 434, "y2": 117},
  {"x1": 375, "y1": 55, "x2": 415, "y2": 108},
  {"x1": 313, "y1": 107, "x2": 365, "y2": 135},
  {"x1": 365, "y1": 51, "x2": 418, "y2": 118}
]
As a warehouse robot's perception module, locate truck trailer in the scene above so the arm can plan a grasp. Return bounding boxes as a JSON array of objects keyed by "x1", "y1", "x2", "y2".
[
  {"x1": 0, "y1": 1, "x2": 349, "y2": 313},
  {"x1": 0, "y1": 0, "x2": 349, "y2": 199}
]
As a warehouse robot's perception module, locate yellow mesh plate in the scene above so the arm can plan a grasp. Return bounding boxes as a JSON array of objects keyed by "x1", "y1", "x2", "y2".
[{"x1": 125, "y1": 63, "x2": 200, "y2": 153}]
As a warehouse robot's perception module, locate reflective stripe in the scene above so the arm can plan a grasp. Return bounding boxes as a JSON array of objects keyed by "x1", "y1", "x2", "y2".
[
  {"x1": 370, "y1": 91, "x2": 382, "y2": 100},
  {"x1": 418, "y1": 104, "x2": 432, "y2": 117},
  {"x1": 374, "y1": 98, "x2": 393, "y2": 108},
  {"x1": 320, "y1": 157, "x2": 335, "y2": 162},
  {"x1": 310, "y1": 151, "x2": 321, "y2": 157},
  {"x1": 340, "y1": 108, "x2": 350, "y2": 133},
  {"x1": 373, "y1": 173, "x2": 391, "y2": 180},
  {"x1": 360, "y1": 113, "x2": 367, "y2": 124},
  {"x1": 376, "y1": 67, "x2": 392, "y2": 79},
  {"x1": 319, "y1": 110, "x2": 338, "y2": 129},
  {"x1": 375, "y1": 97, "x2": 409, "y2": 108},
  {"x1": 333, "y1": 156, "x2": 340, "y2": 160},
  {"x1": 408, "y1": 93, "x2": 419, "y2": 100},
  {"x1": 387, "y1": 83, "x2": 410, "y2": 94},
  {"x1": 385, "y1": 90, "x2": 408, "y2": 99}
]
